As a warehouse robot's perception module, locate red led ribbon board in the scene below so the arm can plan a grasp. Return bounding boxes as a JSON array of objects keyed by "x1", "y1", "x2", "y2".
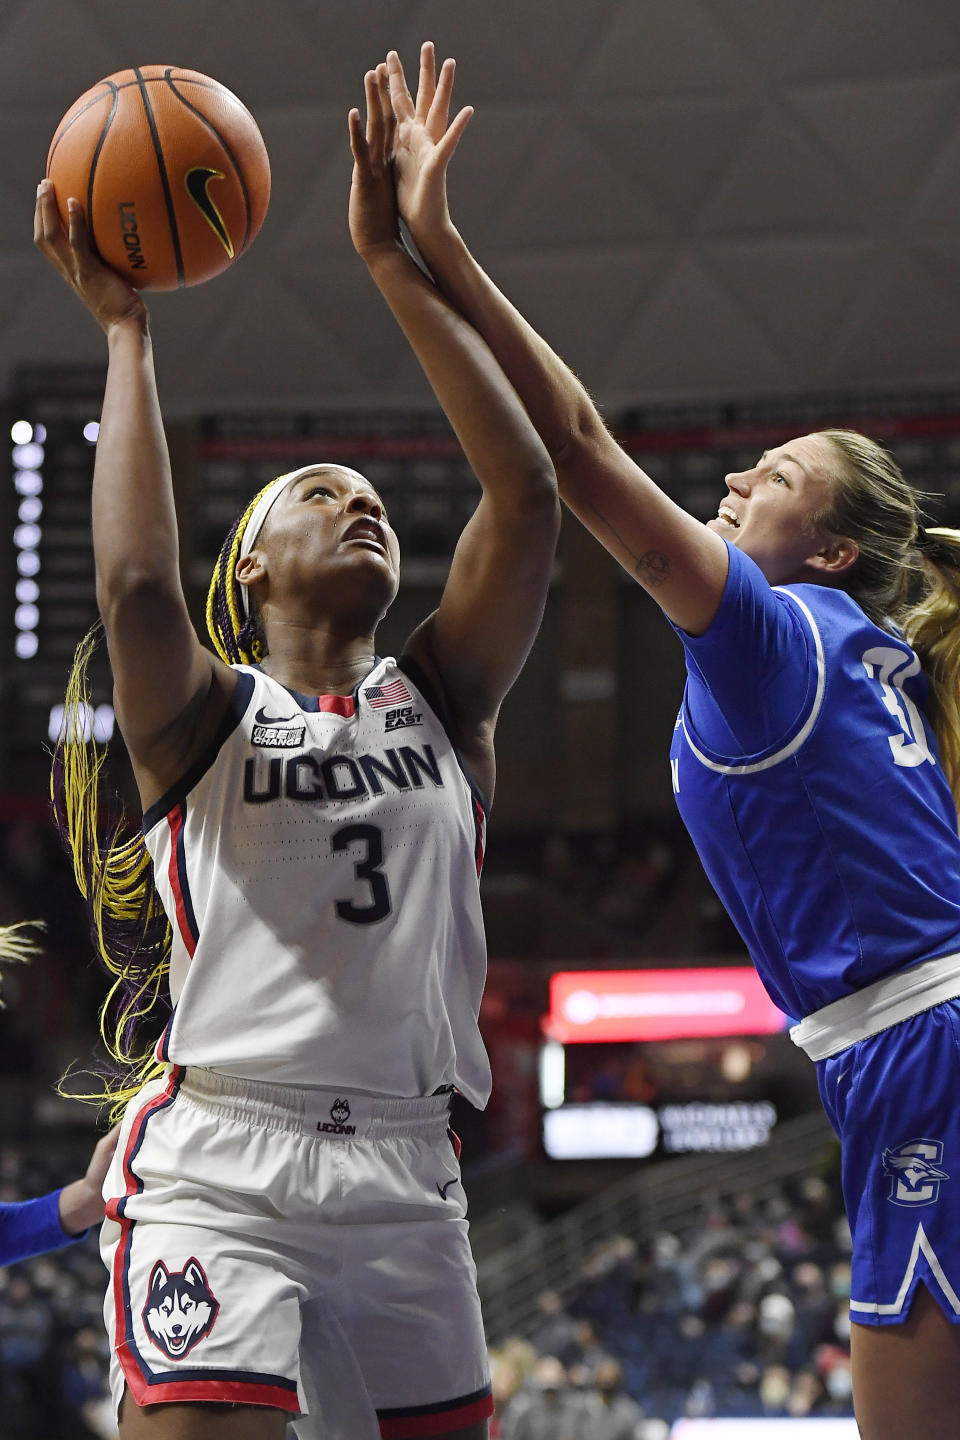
[{"x1": 548, "y1": 968, "x2": 788, "y2": 1043}]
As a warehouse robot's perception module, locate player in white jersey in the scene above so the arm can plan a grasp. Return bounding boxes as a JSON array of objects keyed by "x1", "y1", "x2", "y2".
[
  {"x1": 143, "y1": 656, "x2": 492, "y2": 1101},
  {"x1": 34, "y1": 64, "x2": 559, "y2": 1440},
  {"x1": 382, "y1": 43, "x2": 960, "y2": 1440}
]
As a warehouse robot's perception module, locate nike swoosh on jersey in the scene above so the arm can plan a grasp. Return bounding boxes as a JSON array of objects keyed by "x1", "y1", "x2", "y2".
[
  {"x1": 436, "y1": 1178, "x2": 458, "y2": 1200},
  {"x1": 184, "y1": 167, "x2": 235, "y2": 257},
  {"x1": 254, "y1": 706, "x2": 297, "y2": 725}
]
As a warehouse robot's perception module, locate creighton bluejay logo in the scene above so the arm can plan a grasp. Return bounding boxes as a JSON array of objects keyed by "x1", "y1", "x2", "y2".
[
  {"x1": 883, "y1": 1138, "x2": 949, "y2": 1206},
  {"x1": 142, "y1": 1257, "x2": 219, "y2": 1359}
]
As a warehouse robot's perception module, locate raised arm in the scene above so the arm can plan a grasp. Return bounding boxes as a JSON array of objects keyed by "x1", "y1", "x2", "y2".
[
  {"x1": 34, "y1": 183, "x2": 235, "y2": 806},
  {"x1": 386, "y1": 45, "x2": 730, "y2": 636},
  {"x1": 349, "y1": 68, "x2": 559, "y2": 790}
]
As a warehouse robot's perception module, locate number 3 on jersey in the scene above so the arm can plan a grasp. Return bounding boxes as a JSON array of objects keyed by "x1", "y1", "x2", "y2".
[
  {"x1": 331, "y1": 823, "x2": 392, "y2": 924},
  {"x1": 861, "y1": 646, "x2": 934, "y2": 768}
]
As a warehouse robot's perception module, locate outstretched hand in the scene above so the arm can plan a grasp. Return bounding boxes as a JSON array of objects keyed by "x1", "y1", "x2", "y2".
[
  {"x1": 34, "y1": 179, "x2": 147, "y2": 334},
  {"x1": 348, "y1": 65, "x2": 401, "y2": 261},
  {"x1": 385, "y1": 43, "x2": 473, "y2": 244}
]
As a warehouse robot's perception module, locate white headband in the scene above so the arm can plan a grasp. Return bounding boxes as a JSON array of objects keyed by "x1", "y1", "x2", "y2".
[{"x1": 236, "y1": 464, "x2": 371, "y2": 617}]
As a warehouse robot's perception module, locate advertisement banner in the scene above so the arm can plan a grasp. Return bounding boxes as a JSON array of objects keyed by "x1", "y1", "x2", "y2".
[{"x1": 548, "y1": 968, "x2": 789, "y2": 1043}]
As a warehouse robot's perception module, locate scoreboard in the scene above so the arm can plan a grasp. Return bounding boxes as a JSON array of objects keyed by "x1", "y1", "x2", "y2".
[{"x1": 3, "y1": 366, "x2": 111, "y2": 765}]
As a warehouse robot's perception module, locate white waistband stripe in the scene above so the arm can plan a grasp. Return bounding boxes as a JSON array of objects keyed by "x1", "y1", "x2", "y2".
[{"x1": 790, "y1": 951, "x2": 960, "y2": 1060}]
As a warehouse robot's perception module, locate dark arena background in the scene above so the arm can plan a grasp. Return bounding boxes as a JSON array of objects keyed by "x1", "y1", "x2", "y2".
[{"x1": 3, "y1": 4, "x2": 960, "y2": 1436}]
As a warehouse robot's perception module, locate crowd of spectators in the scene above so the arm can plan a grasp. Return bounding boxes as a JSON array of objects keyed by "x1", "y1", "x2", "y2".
[
  {"x1": 492, "y1": 1324, "x2": 658, "y2": 1439},
  {"x1": 489, "y1": 1172, "x2": 856, "y2": 1434}
]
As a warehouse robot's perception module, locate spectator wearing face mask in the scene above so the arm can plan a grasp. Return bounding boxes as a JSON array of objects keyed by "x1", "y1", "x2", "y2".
[
  {"x1": 574, "y1": 1358, "x2": 647, "y2": 1440},
  {"x1": 501, "y1": 1356, "x2": 580, "y2": 1440}
]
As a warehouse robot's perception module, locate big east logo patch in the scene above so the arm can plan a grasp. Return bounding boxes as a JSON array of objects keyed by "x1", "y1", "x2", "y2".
[{"x1": 143, "y1": 1257, "x2": 219, "y2": 1359}]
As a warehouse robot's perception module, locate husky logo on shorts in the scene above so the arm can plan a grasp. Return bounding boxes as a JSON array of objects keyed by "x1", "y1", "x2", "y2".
[
  {"x1": 315, "y1": 1095, "x2": 356, "y2": 1135},
  {"x1": 882, "y1": 1138, "x2": 949, "y2": 1206},
  {"x1": 143, "y1": 1257, "x2": 220, "y2": 1360}
]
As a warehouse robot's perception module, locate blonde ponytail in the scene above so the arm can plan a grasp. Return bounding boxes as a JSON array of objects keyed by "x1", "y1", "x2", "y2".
[{"x1": 900, "y1": 528, "x2": 960, "y2": 813}]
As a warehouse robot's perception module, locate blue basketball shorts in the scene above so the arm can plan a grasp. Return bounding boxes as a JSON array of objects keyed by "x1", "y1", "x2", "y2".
[
  {"x1": 818, "y1": 998, "x2": 960, "y2": 1325},
  {"x1": 100, "y1": 1066, "x2": 493, "y2": 1439}
]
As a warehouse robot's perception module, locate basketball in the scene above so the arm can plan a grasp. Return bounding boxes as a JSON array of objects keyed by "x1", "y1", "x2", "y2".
[{"x1": 46, "y1": 66, "x2": 271, "y2": 291}]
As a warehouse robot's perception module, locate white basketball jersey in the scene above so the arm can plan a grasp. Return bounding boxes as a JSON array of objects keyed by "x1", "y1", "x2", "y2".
[{"x1": 143, "y1": 658, "x2": 492, "y2": 1106}]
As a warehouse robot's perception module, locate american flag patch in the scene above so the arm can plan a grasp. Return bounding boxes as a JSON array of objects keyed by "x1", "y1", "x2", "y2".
[{"x1": 365, "y1": 678, "x2": 413, "y2": 709}]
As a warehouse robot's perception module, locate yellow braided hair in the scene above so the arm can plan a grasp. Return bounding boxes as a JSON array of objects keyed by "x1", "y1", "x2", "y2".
[
  {"x1": 53, "y1": 475, "x2": 292, "y2": 1120},
  {"x1": 205, "y1": 478, "x2": 281, "y2": 665},
  {"x1": 51, "y1": 625, "x2": 171, "y2": 1122}
]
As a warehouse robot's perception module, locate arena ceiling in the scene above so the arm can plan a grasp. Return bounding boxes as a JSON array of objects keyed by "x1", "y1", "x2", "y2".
[{"x1": 2, "y1": 0, "x2": 960, "y2": 416}]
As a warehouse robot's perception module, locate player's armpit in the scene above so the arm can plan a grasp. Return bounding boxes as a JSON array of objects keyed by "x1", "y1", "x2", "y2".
[{"x1": 414, "y1": 479, "x2": 558, "y2": 730}]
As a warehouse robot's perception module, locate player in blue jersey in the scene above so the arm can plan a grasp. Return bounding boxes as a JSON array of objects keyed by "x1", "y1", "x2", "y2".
[
  {"x1": 34, "y1": 63, "x2": 558, "y2": 1440},
  {"x1": 384, "y1": 42, "x2": 960, "y2": 1440}
]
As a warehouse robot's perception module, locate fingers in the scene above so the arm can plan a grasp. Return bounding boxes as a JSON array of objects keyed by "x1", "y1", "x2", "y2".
[
  {"x1": 33, "y1": 183, "x2": 46, "y2": 247},
  {"x1": 364, "y1": 68, "x2": 382, "y2": 156},
  {"x1": 86, "y1": 1124, "x2": 121, "y2": 1186},
  {"x1": 376, "y1": 62, "x2": 395, "y2": 153},
  {"x1": 358, "y1": 66, "x2": 395, "y2": 173},
  {"x1": 427, "y1": 56, "x2": 457, "y2": 139},
  {"x1": 386, "y1": 49, "x2": 416, "y2": 122},
  {"x1": 387, "y1": 45, "x2": 466, "y2": 150},
  {"x1": 34, "y1": 179, "x2": 63, "y2": 248},
  {"x1": 35, "y1": 179, "x2": 91, "y2": 258},
  {"x1": 435, "y1": 106, "x2": 474, "y2": 172},
  {"x1": 348, "y1": 106, "x2": 368, "y2": 167},
  {"x1": 416, "y1": 40, "x2": 436, "y2": 121},
  {"x1": 33, "y1": 178, "x2": 148, "y2": 329},
  {"x1": 95, "y1": 1126, "x2": 121, "y2": 1162},
  {"x1": 34, "y1": 179, "x2": 76, "y2": 279},
  {"x1": 66, "y1": 193, "x2": 96, "y2": 259}
]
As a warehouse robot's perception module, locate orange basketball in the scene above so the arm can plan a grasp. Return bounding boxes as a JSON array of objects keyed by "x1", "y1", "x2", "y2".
[{"x1": 46, "y1": 66, "x2": 271, "y2": 291}]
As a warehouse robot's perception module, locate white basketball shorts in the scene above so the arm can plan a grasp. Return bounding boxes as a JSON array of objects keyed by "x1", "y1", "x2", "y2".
[{"x1": 100, "y1": 1065, "x2": 493, "y2": 1439}]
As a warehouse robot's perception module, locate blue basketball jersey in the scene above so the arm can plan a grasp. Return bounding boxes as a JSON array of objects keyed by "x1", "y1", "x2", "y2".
[{"x1": 668, "y1": 542, "x2": 960, "y2": 1019}]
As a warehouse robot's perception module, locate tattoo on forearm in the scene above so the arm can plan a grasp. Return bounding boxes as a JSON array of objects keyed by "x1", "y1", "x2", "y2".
[
  {"x1": 636, "y1": 550, "x2": 671, "y2": 586},
  {"x1": 585, "y1": 501, "x2": 672, "y2": 587}
]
